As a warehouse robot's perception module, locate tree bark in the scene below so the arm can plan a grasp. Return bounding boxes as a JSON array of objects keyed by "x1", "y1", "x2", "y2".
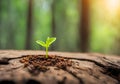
[
  {"x1": 0, "y1": 50, "x2": 120, "y2": 84},
  {"x1": 26, "y1": 0, "x2": 33, "y2": 49},
  {"x1": 79, "y1": 0, "x2": 90, "y2": 52}
]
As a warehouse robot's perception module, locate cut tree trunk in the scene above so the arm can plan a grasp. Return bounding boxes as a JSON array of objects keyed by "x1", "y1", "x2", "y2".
[{"x1": 0, "y1": 50, "x2": 120, "y2": 84}]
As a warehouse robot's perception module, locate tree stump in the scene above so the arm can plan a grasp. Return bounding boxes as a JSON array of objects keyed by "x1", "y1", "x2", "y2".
[{"x1": 0, "y1": 50, "x2": 120, "y2": 84}]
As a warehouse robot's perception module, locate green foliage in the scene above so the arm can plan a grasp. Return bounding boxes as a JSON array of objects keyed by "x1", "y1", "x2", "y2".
[
  {"x1": 1, "y1": 0, "x2": 120, "y2": 55},
  {"x1": 36, "y1": 37, "x2": 56, "y2": 58}
]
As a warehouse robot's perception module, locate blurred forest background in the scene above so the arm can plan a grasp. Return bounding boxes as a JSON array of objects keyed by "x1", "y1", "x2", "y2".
[{"x1": 0, "y1": 0, "x2": 120, "y2": 55}]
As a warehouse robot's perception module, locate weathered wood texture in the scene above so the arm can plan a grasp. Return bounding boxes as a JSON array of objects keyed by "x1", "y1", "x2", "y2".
[{"x1": 0, "y1": 50, "x2": 120, "y2": 84}]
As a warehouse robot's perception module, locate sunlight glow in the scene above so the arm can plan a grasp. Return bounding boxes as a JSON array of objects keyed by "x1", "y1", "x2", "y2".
[{"x1": 105, "y1": 0, "x2": 120, "y2": 11}]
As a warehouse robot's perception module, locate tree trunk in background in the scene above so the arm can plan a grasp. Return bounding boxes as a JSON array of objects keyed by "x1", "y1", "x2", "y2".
[
  {"x1": 26, "y1": 0, "x2": 33, "y2": 49},
  {"x1": 0, "y1": 0, "x2": 2, "y2": 48},
  {"x1": 51, "y1": 0, "x2": 56, "y2": 50},
  {"x1": 79, "y1": 0, "x2": 90, "y2": 52},
  {"x1": 51, "y1": 0, "x2": 56, "y2": 37},
  {"x1": 8, "y1": 0, "x2": 15, "y2": 49}
]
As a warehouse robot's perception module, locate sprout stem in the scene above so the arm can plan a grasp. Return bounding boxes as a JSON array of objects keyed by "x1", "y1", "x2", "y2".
[{"x1": 46, "y1": 47, "x2": 48, "y2": 58}]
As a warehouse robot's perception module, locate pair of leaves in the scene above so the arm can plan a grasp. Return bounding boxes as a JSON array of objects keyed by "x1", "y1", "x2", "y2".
[{"x1": 36, "y1": 37, "x2": 56, "y2": 48}]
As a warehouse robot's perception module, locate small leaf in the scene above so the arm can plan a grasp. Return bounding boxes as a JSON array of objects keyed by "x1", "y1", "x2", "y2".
[
  {"x1": 46, "y1": 37, "x2": 56, "y2": 47},
  {"x1": 36, "y1": 40, "x2": 46, "y2": 47}
]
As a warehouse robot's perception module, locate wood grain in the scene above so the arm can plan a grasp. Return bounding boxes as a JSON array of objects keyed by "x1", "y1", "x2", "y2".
[{"x1": 0, "y1": 50, "x2": 120, "y2": 84}]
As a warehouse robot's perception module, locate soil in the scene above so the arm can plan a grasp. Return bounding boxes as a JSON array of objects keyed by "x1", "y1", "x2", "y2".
[{"x1": 20, "y1": 55, "x2": 73, "y2": 75}]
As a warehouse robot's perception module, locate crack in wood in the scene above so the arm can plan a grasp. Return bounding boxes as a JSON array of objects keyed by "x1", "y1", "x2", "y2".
[
  {"x1": 2, "y1": 65, "x2": 24, "y2": 72},
  {"x1": 0, "y1": 56, "x2": 27, "y2": 65},
  {"x1": 66, "y1": 57, "x2": 120, "y2": 82},
  {"x1": 63, "y1": 68, "x2": 84, "y2": 84}
]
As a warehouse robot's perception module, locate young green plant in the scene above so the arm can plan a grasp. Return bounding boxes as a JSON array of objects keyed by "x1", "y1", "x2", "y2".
[{"x1": 36, "y1": 37, "x2": 56, "y2": 58}]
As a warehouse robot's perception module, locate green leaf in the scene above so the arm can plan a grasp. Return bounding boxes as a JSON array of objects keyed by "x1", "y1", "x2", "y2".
[
  {"x1": 36, "y1": 40, "x2": 46, "y2": 47},
  {"x1": 46, "y1": 37, "x2": 56, "y2": 47},
  {"x1": 36, "y1": 37, "x2": 56, "y2": 58}
]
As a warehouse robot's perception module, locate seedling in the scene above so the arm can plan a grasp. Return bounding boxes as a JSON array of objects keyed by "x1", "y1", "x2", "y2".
[{"x1": 36, "y1": 37, "x2": 56, "y2": 58}]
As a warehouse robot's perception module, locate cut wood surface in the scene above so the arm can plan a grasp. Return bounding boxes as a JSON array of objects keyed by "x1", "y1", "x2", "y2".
[{"x1": 0, "y1": 50, "x2": 120, "y2": 84}]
